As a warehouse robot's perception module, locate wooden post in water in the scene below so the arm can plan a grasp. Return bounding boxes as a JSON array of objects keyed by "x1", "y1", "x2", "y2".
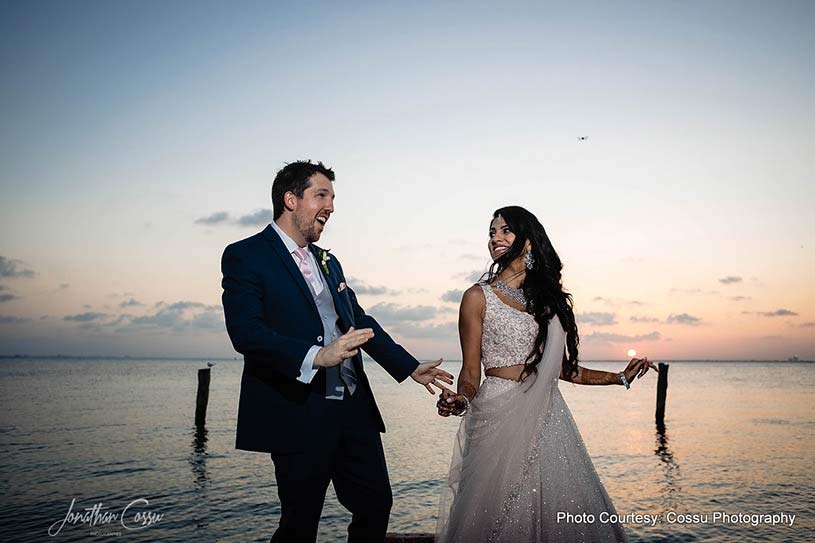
[
  {"x1": 655, "y1": 362, "x2": 669, "y2": 427},
  {"x1": 195, "y1": 367, "x2": 211, "y2": 427}
]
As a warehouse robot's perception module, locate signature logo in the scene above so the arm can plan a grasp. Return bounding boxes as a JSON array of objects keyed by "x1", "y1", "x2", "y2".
[{"x1": 48, "y1": 498, "x2": 163, "y2": 537}]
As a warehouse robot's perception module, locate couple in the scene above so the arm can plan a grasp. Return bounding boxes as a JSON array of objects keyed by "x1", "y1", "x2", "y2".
[{"x1": 221, "y1": 160, "x2": 656, "y2": 542}]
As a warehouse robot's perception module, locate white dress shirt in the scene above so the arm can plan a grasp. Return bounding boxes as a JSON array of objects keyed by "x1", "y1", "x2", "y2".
[{"x1": 269, "y1": 221, "x2": 321, "y2": 384}]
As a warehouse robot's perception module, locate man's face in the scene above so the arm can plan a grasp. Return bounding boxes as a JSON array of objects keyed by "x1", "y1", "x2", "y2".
[{"x1": 291, "y1": 173, "x2": 335, "y2": 244}]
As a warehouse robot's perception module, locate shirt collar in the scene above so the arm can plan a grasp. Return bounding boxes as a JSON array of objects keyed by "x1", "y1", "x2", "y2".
[{"x1": 270, "y1": 221, "x2": 305, "y2": 255}]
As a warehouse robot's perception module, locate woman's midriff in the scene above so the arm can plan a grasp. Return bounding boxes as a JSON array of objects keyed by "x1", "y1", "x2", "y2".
[{"x1": 484, "y1": 364, "x2": 526, "y2": 382}]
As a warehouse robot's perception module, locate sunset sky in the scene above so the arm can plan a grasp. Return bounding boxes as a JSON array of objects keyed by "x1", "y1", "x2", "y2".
[{"x1": 1, "y1": 1, "x2": 813, "y2": 360}]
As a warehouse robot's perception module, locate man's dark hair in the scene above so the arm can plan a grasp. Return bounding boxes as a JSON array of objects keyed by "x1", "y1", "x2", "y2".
[{"x1": 271, "y1": 160, "x2": 335, "y2": 220}]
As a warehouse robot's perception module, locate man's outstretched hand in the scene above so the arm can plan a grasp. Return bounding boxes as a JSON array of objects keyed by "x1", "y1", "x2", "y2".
[
  {"x1": 410, "y1": 359, "x2": 454, "y2": 394},
  {"x1": 313, "y1": 327, "x2": 374, "y2": 368}
]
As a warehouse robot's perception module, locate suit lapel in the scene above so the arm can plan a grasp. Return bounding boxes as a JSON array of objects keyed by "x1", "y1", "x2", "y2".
[
  {"x1": 261, "y1": 225, "x2": 319, "y2": 318},
  {"x1": 310, "y1": 245, "x2": 352, "y2": 329}
]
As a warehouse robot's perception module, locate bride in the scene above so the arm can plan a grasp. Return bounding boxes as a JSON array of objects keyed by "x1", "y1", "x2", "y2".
[{"x1": 435, "y1": 206, "x2": 656, "y2": 543}]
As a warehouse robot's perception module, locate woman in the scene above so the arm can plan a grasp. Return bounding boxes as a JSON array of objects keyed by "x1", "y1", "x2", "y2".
[{"x1": 435, "y1": 206, "x2": 656, "y2": 543}]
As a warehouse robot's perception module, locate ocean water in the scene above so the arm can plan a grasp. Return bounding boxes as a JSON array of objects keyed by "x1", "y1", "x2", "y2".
[{"x1": 0, "y1": 359, "x2": 812, "y2": 542}]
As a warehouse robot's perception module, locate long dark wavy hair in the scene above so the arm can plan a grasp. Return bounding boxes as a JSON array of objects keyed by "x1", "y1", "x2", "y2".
[{"x1": 483, "y1": 206, "x2": 580, "y2": 379}]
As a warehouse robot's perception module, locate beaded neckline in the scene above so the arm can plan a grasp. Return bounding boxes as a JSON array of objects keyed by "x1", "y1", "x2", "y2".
[
  {"x1": 494, "y1": 279, "x2": 526, "y2": 305},
  {"x1": 485, "y1": 283, "x2": 532, "y2": 316}
]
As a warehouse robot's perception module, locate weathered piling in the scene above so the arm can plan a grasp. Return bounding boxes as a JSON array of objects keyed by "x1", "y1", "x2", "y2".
[
  {"x1": 195, "y1": 367, "x2": 211, "y2": 427},
  {"x1": 655, "y1": 362, "x2": 669, "y2": 427}
]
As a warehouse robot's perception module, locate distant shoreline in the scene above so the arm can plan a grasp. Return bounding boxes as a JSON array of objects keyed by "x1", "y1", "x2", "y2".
[{"x1": 0, "y1": 355, "x2": 812, "y2": 363}]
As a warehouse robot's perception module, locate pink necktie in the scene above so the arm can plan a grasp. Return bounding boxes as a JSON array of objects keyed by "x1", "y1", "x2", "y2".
[{"x1": 294, "y1": 247, "x2": 323, "y2": 295}]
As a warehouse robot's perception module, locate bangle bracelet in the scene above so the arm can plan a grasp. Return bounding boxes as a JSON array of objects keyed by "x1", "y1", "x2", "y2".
[
  {"x1": 457, "y1": 395, "x2": 470, "y2": 416},
  {"x1": 618, "y1": 371, "x2": 630, "y2": 390}
]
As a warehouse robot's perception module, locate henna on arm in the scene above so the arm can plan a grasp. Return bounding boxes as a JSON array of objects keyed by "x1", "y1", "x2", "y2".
[
  {"x1": 458, "y1": 379, "x2": 479, "y2": 401},
  {"x1": 560, "y1": 364, "x2": 622, "y2": 386}
]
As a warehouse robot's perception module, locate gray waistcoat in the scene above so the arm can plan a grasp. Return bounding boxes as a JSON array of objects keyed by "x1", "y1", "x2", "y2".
[{"x1": 313, "y1": 270, "x2": 357, "y2": 399}]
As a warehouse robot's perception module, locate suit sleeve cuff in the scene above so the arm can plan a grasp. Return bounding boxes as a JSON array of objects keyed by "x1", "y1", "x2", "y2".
[{"x1": 296, "y1": 346, "x2": 321, "y2": 384}]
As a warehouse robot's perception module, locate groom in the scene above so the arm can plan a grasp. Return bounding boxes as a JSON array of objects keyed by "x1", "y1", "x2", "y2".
[{"x1": 221, "y1": 160, "x2": 452, "y2": 542}]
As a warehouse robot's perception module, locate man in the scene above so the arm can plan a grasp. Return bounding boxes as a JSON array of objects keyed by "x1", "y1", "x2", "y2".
[{"x1": 221, "y1": 160, "x2": 452, "y2": 542}]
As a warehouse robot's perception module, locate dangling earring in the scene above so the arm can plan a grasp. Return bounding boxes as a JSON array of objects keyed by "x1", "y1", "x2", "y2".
[{"x1": 524, "y1": 251, "x2": 534, "y2": 270}]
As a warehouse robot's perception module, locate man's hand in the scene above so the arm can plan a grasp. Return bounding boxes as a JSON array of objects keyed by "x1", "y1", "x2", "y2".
[
  {"x1": 313, "y1": 327, "x2": 374, "y2": 368},
  {"x1": 410, "y1": 358, "x2": 454, "y2": 394}
]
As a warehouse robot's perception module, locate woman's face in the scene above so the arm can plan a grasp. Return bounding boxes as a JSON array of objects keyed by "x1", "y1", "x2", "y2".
[{"x1": 488, "y1": 216, "x2": 516, "y2": 260}]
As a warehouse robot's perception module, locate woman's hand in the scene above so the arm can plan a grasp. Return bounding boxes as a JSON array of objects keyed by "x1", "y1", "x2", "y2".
[
  {"x1": 623, "y1": 357, "x2": 658, "y2": 384},
  {"x1": 436, "y1": 386, "x2": 469, "y2": 417}
]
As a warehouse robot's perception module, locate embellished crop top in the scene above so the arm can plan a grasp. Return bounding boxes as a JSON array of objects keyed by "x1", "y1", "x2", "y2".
[{"x1": 479, "y1": 283, "x2": 539, "y2": 370}]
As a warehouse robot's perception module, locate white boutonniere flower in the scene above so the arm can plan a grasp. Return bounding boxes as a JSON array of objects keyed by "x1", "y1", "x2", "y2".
[{"x1": 320, "y1": 250, "x2": 331, "y2": 276}]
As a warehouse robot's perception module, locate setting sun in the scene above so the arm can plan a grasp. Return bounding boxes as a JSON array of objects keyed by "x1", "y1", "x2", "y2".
[{"x1": 627, "y1": 349, "x2": 637, "y2": 358}]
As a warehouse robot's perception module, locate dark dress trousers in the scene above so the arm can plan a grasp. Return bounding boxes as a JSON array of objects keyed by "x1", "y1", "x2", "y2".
[{"x1": 221, "y1": 224, "x2": 419, "y2": 542}]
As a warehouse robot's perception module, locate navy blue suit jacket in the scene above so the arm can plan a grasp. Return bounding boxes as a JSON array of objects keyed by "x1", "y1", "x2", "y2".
[{"x1": 221, "y1": 224, "x2": 420, "y2": 453}]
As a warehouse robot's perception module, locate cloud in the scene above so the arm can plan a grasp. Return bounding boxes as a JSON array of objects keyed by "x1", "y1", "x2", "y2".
[
  {"x1": 666, "y1": 313, "x2": 702, "y2": 325},
  {"x1": 582, "y1": 331, "x2": 661, "y2": 343},
  {"x1": 441, "y1": 289, "x2": 464, "y2": 304},
  {"x1": 118, "y1": 301, "x2": 223, "y2": 333},
  {"x1": 156, "y1": 301, "x2": 208, "y2": 311},
  {"x1": 729, "y1": 296, "x2": 751, "y2": 301},
  {"x1": 800, "y1": 322, "x2": 815, "y2": 328},
  {"x1": 367, "y1": 303, "x2": 442, "y2": 326},
  {"x1": 195, "y1": 211, "x2": 230, "y2": 225},
  {"x1": 593, "y1": 297, "x2": 646, "y2": 307},
  {"x1": 0, "y1": 293, "x2": 19, "y2": 303},
  {"x1": 193, "y1": 209, "x2": 274, "y2": 228},
  {"x1": 576, "y1": 312, "x2": 617, "y2": 326},
  {"x1": 190, "y1": 311, "x2": 225, "y2": 330},
  {"x1": 630, "y1": 315, "x2": 660, "y2": 323},
  {"x1": 452, "y1": 270, "x2": 488, "y2": 283},
  {"x1": 0, "y1": 315, "x2": 32, "y2": 324},
  {"x1": 123, "y1": 313, "x2": 176, "y2": 330},
  {"x1": 406, "y1": 287, "x2": 429, "y2": 294},
  {"x1": 459, "y1": 253, "x2": 486, "y2": 262},
  {"x1": 719, "y1": 276, "x2": 743, "y2": 284},
  {"x1": 760, "y1": 335, "x2": 783, "y2": 340},
  {"x1": 119, "y1": 298, "x2": 144, "y2": 308},
  {"x1": 757, "y1": 309, "x2": 798, "y2": 317},
  {"x1": 59, "y1": 283, "x2": 70, "y2": 289},
  {"x1": 78, "y1": 322, "x2": 106, "y2": 332},
  {"x1": 0, "y1": 256, "x2": 35, "y2": 278},
  {"x1": 64, "y1": 312, "x2": 107, "y2": 322},
  {"x1": 0, "y1": 285, "x2": 7, "y2": 291},
  {"x1": 346, "y1": 277, "x2": 401, "y2": 296},
  {"x1": 106, "y1": 291, "x2": 134, "y2": 298},
  {"x1": 670, "y1": 288, "x2": 719, "y2": 295},
  {"x1": 389, "y1": 321, "x2": 458, "y2": 339},
  {"x1": 236, "y1": 209, "x2": 274, "y2": 227}
]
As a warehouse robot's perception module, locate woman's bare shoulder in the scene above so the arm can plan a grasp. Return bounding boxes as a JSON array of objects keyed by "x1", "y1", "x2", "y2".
[{"x1": 461, "y1": 283, "x2": 487, "y2": 309}]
